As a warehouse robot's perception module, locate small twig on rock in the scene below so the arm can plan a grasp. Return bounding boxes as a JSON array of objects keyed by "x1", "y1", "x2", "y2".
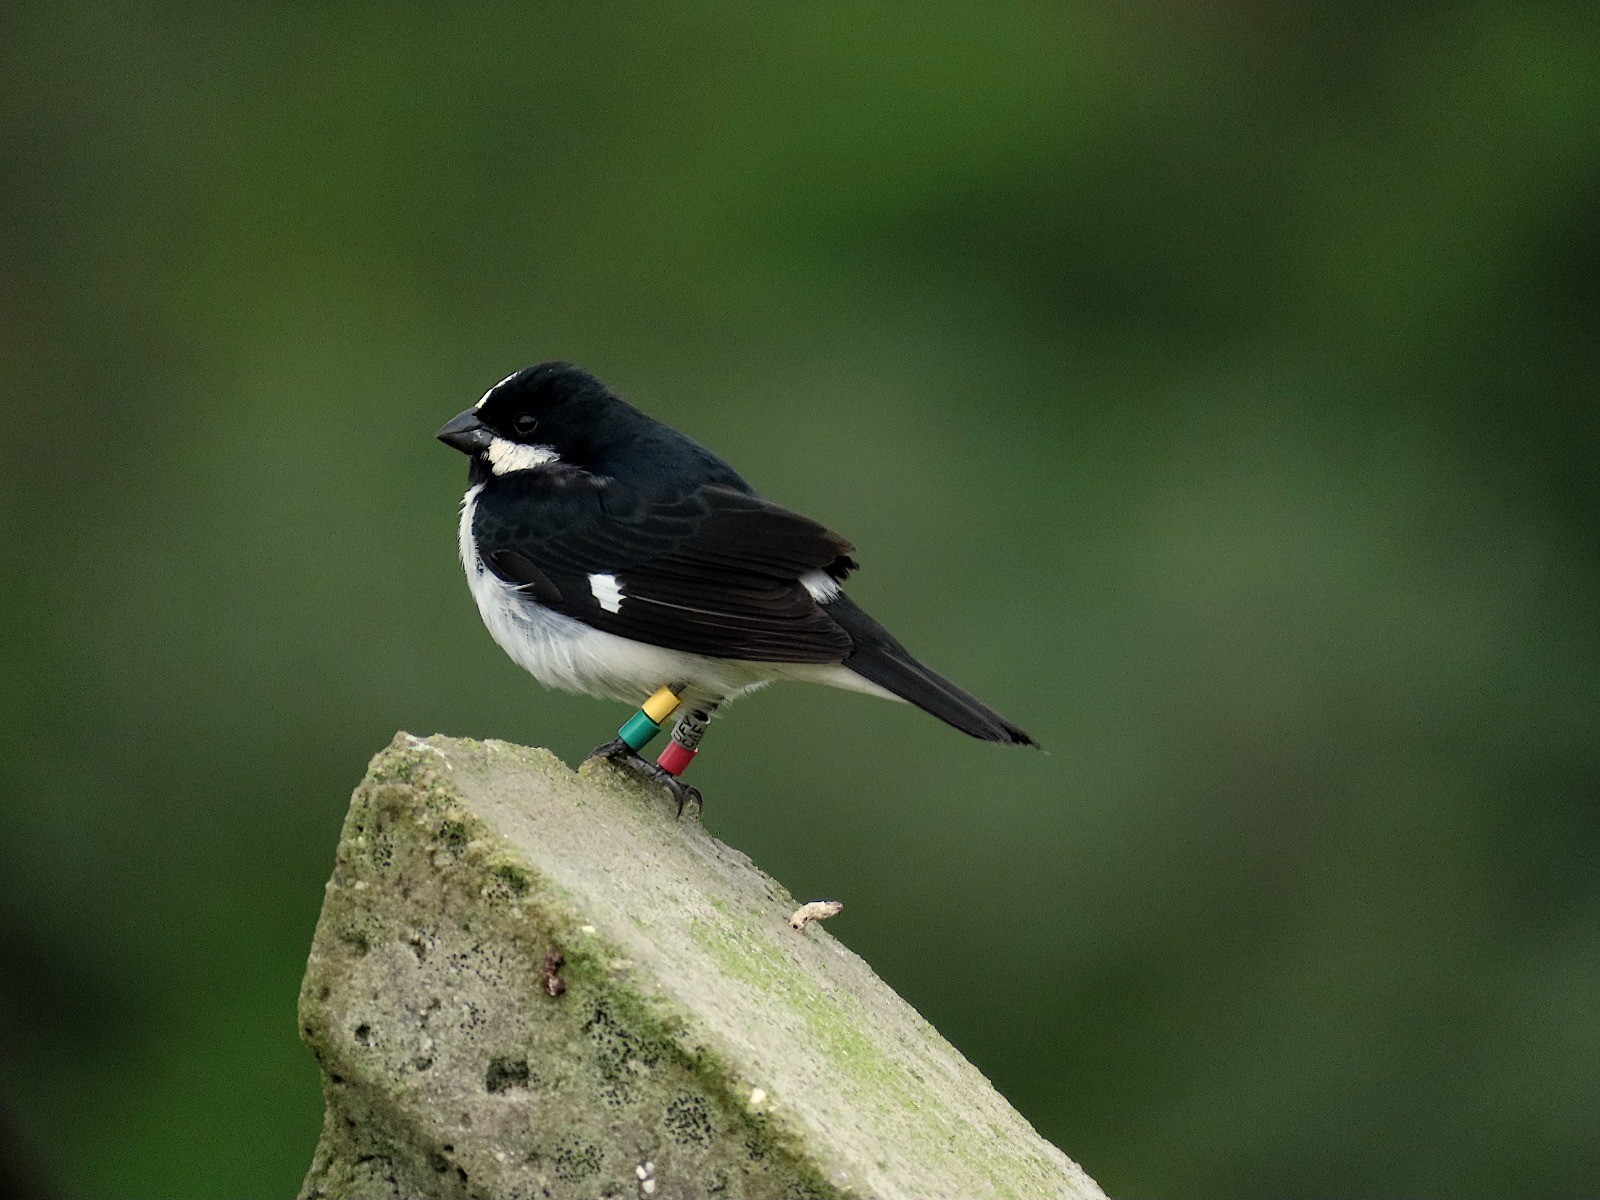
[
  {"x1": 788, "y1": 900, "x2": 843, "y2": 931},
  {"x1": 539, "y1": 949, "x2": 566, "y2": 996}
]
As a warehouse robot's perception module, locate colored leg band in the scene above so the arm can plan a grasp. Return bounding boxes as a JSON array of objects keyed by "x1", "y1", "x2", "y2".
[
  {"x1": 618, "y1": 711, "x2": 662, "y2": 751},
  {"x1": 657, "y1": 741, "x2": 696, "y2": 776},
  {"x1": 657, "y1": 709, "x2": 709, "y2": 776},
  {"x1": 640, "y1": 686, "x2": 682, "y2": 724},
  {"x1": 618, "y1": 687, "x2": 683, "y2": 752}
]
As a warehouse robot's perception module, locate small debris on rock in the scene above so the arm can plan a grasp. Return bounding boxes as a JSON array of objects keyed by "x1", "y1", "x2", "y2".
[
  {"x1": 403, "y1": 734, "x2": 448, "y2": 759},
  {"x1": 539, "y1": 949, "x2": 566, "y2": 997},
  {"x1": 788, "y1": 900, "x2": 844, "y2": 931}
]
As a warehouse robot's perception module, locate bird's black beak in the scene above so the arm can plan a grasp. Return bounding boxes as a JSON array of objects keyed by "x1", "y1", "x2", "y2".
[{"x1": 437, "y1": 409, "x2": 493, "y2": 455}]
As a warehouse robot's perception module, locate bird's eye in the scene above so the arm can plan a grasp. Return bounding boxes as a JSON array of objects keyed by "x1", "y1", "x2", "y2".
[{"x1": 513, "y1": 413, "x2": 538, "y2": 436}]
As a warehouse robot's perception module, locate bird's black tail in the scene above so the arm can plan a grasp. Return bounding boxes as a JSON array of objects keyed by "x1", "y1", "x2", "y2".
[{"x1": 828, "y1": 596, "x2": 1038, "y2": 747}]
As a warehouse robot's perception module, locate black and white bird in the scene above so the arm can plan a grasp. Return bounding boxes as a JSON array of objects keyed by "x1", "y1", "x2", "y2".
[{"x1": 439, "y1": 362, "x2": 1036, "y2": 811}]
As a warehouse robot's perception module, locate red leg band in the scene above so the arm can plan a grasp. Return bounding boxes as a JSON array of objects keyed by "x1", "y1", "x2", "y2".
[{"x1": 657, "y1": 741, "x2": 696, "y2": 777}]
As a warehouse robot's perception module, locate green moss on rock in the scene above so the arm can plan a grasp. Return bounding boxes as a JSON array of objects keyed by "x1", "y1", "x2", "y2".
[{"x1": 298, "y1": 734, "x2": 1104, "y2": 1200}]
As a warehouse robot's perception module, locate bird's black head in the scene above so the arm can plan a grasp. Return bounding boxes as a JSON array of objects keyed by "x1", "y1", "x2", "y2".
[{"x1": 437, "y1": 361, "x2": 628, "y2": 477}]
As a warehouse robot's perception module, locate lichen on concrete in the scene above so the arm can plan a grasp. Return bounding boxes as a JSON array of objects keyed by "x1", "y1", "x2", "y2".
[{"x1": 298, "y1": 733, "x2": 1106, "y2": 1200}]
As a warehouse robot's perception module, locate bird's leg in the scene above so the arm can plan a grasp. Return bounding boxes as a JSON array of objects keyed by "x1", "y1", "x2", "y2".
[
  {"x1": 654, "y1": 703, "x2": 718, "y2": 814},
  {"x1": 588, "y1": 742, "x2": 702, "y2": 817},
  {"x1": 586, "y1": 685, "x2": 702, "y2": 816}
]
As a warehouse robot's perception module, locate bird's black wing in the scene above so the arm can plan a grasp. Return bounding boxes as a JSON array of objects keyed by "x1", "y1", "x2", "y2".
[{"x1": 471, "y1": 470, "x2": 858, "y2": 663}]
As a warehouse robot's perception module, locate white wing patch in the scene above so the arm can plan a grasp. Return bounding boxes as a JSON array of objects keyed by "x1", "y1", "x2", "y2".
[
  {"x1": 487, "y1": 437, "x2": 560, "y2": 475},
  {"x1": 799, "y1": 569, "x2": 842, "y2": 603},
  {"x1": 588, "y1": 572, "x2": 624, "y2": 613}
]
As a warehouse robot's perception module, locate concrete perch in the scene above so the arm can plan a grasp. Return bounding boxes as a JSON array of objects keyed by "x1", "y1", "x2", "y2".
[{"x1": 298, "y1": 733, "x2": 1106, "y2": 1200}]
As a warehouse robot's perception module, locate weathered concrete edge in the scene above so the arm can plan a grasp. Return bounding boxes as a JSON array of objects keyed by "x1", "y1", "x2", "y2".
[{"x1": 299, "y1": 733, "x2": 847, "y2": 1196}]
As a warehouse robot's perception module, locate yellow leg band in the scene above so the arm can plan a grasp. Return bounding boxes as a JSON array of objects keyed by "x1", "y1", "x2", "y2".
[{"x1": 640, "y1": 687, "x2": 682, "y2": 724}]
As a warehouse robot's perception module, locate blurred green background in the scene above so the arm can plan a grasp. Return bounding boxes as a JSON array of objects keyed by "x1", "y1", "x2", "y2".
[{"x1": 3, "y1": 3, "x2": 1597, "y2": 1197}]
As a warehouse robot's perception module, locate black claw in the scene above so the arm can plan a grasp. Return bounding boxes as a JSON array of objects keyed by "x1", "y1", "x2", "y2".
[
  {"x1": 585, "y1": 739, "x2": 702, "y2": 817},
  {"x1": 585, "y1": 737, "x2": 633, "y2": 763},
  {"x1": 672, "y1": 781, "x2": 703, "y2": 819}
]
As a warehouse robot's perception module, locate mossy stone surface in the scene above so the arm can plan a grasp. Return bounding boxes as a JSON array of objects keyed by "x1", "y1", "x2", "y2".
[{"x1": 298, "y1": 734, "x2": 1105, "y2": 1200}]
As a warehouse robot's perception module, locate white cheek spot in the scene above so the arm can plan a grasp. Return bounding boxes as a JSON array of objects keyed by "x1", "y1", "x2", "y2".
[
  {"x1": 589, "y1": 572, "x2": 624, "y2": 613},
  {"x1": 487, "y1": 437, "x2": 559, "y2": 475},
  {"x1": 800, "y1": 569, "x2": 841, "y2": 603},
  {"x1": 475, "y1": 370, "x2": 521, "y2": 410}
]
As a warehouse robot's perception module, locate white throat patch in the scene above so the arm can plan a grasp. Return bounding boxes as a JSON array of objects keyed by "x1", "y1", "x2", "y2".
[{"x1": 487, "y1": 437, "x2": 559, "y2": 475}]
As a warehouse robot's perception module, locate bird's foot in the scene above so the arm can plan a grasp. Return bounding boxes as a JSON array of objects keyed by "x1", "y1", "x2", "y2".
[{"x1": 585, "y1": 739, "x2": 703, "y2": 817}]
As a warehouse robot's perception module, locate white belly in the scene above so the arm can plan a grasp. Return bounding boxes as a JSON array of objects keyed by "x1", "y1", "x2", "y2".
[{"x1": 458, "y1": 485, "x2": 892, "y2": 707}]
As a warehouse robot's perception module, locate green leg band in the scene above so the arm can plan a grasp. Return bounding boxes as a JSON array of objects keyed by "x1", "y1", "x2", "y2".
[{"x1": 618, "y1": 710, "x2": 663, "y2": 751}]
